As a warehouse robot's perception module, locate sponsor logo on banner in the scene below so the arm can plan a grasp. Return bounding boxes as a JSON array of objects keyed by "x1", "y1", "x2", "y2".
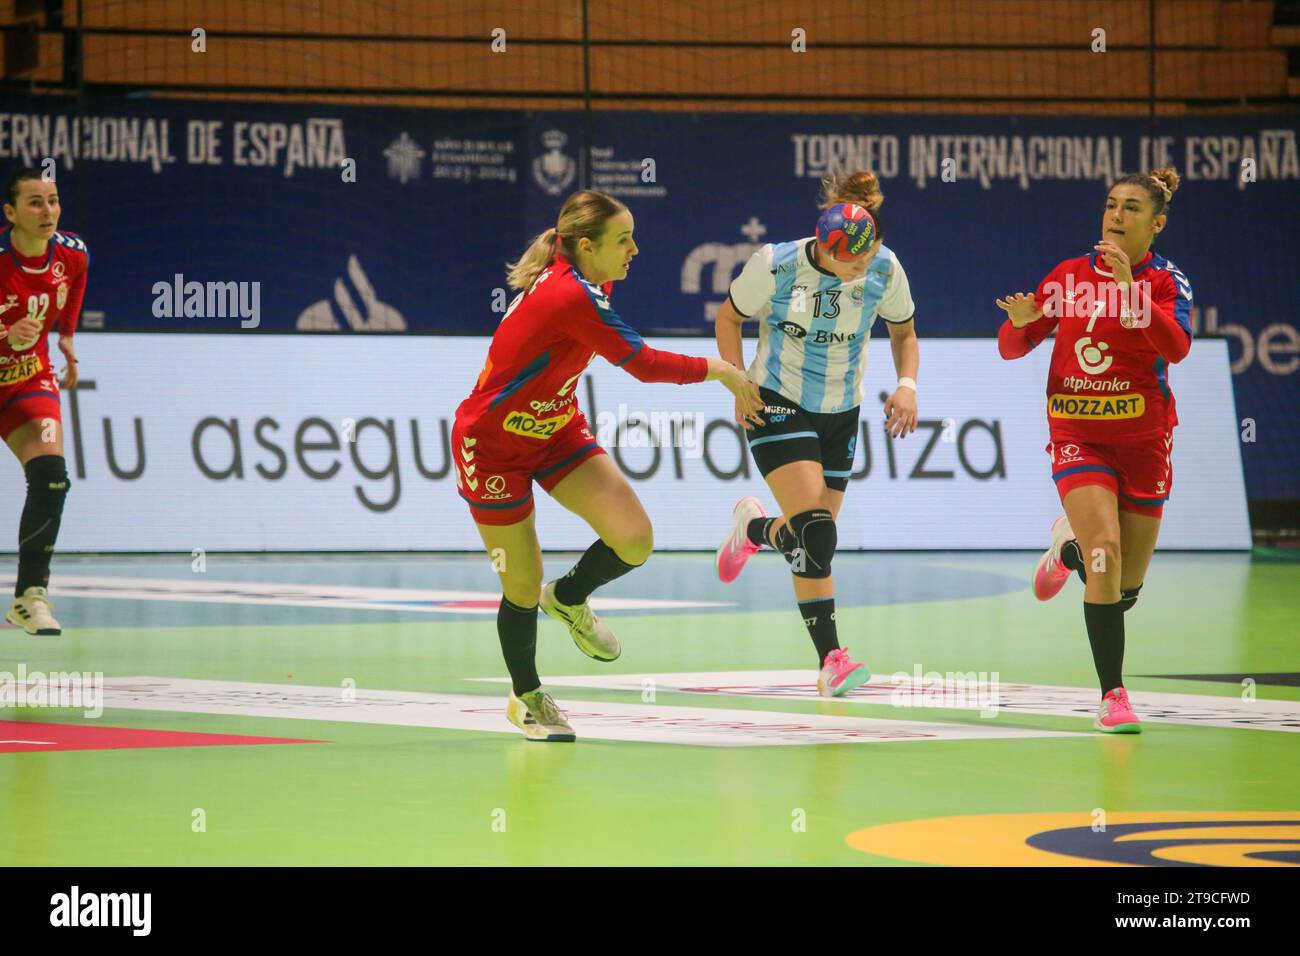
[
  {"x1": 533, "y1": 129, "x2": 577, "y2": 195},
  {"x1": 383, "y1": 131, "x2": 424, "y2": 184},
  {"x1": 503, "y1": 404, "x2": 576, "y2": 439},
  {"x1": 296, "y1": 256, "x2": 406, "y2": 331},
  {"x1": 43, "y1": 335, "x2": 1248, "y2": 550},
  {"x1": 1049, "y1": 393, "x2": 1146, "y2": 420},
  {"x1": 1191, "y1": 304, "x2": 1300, "y2": 377},
  {"x1": 680, "y1": 221, "x2": 765, "y2": 322}
]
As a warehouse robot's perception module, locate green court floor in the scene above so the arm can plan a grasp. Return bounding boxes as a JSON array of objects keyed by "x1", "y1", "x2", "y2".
[{"x1": 1, "y1": 550, "x2": 1296, "y2": 866}]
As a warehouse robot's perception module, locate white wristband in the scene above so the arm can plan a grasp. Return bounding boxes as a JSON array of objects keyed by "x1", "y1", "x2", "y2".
[{"x1": 897, "y1": 377, "x2": 917, "y2": 392}]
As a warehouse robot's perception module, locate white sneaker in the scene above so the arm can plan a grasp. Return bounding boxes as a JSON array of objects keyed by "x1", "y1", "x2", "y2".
[
  {"x1": 506, "y1": 688, "x2": 576, "y2": 742},
  {"x1": 539, "y1": 580, "x2": 621, "y2": 662},
  {"x1": 7, "y1": 586, "x2": 61, "y2": 635}
]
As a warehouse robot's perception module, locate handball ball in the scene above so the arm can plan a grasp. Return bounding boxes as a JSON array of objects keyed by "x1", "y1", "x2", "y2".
[{"x1": 816, "y1": 202, "x2": 876, "y2": 262}]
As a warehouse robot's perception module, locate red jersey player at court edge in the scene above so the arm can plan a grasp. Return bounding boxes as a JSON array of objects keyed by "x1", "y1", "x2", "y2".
[
  {"x1": 996, "y1": 167, "x2": 1193, "y2": 734},
  {"x1": 0, "y1": 167, "x2": 87, "y2": 636},
  {"x1": 453, "y1": 189, "x2": 763, "y2": 742}
]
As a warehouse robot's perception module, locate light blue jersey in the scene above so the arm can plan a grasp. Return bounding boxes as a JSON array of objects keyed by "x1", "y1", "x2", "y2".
[{"x1": 729, "y1": 238, "x2": 914, "y2": 414}]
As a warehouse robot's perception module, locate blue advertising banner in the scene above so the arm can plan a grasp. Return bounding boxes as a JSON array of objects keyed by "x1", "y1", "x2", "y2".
[{"x1": 0, "y1": 98, "x2": 1295, "y2": 501}]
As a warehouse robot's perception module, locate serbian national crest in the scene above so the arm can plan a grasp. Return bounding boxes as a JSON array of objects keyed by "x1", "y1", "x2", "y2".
[{"x1": 57, "y1": 282, "x2": 68, "y2": 310}]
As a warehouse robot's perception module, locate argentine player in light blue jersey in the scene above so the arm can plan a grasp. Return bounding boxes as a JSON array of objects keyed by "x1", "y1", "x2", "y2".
[{"x1": 714, "y1": 170, "x2": 920, "y2": 697}]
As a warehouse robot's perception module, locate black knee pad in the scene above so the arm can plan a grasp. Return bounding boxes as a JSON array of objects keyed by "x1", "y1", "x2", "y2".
[
  {"x1": 1119, "y1": 584, "x2": 1142, "y2": 613},
  {"x1": 1061, "y1": 539, "x2": 1087, "y2": 584},
  {"x1": 787, "y1": 508, "x2": 836, "y2": 579},
  {"x1": 25, "y1": 455, "x2": 70, "y2": 506}
]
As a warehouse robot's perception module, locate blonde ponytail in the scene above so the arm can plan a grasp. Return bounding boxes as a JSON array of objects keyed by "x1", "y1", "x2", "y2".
[
  {"x1": 505, "y1": 190, "x2": 629, "y2": 291},
  {"x1": 506, "y1": 227, "x2": 560, "y2": 291}
]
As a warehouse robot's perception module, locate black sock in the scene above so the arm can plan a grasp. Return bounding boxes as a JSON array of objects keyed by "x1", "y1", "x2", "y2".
[
  {"x1": 16, "y1": 455, "x2": 70, "y2": 597},
  {"x1": 553, "y1": 539, "x2": 642, "y2": 606},
  {"x1": 747, "y1": 517, "x2": 775, "y2": 548},
  {"x1": 498, "y1": 597, "x2": 541, "y2": 697},
  {"x1": 799, "y1": 597, "x2": 839, "y2": 666},
  {"x1": 1060, "y1": 539, "x2": 1087, "y2": 584},
  {"x1": 1083, "y1": 601, "x2": 1125, "y2": 695}
]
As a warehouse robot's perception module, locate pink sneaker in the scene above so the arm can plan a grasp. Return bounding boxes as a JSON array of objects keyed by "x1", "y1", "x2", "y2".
[
  {"x1": 1032, "y1": 515, "x2": 1076, "y2": 601},
  {"x1": 716, "y1": 496, "x2": 765, "y2": 583},
  {"x1": 817, "y1": 648, "x2": 871, "y2": 698},
  {"x1": 1095, "y1": 687, "x2": 1142, "y2": 734}
]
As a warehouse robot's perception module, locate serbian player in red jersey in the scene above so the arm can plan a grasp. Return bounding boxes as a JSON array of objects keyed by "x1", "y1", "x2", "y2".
[
  {"x1": 454, "y1": 189, "x2": 762, "y2": 741},
  {"x1": 0, "y1": 168, "x2": 86, "y2": 636},
  {"x1": 996, "y1": 168, "x2": 1192, "y2": 734}
]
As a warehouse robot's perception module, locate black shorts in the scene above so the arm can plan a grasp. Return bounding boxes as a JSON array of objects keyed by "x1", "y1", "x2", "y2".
[{"x1": 744, "y1": 387, "x2": 860, "y2": 492}]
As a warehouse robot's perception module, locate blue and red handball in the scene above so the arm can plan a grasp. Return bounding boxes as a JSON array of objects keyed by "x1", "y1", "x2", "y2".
[{"x1": 816, "y1": 202, "x2": 877, "y2": 262}]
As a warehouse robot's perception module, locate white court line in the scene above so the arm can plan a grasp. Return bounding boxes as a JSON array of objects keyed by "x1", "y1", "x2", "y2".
[
  {"x1": 99, "y1": 677, "x2": 1088, "y2": 748},
  {"x1": 16, "y1": 576, "x2": 728, "y2": 615},
  {"x1": 472, "y1": 670, "x2": 1300, "y2": 733}
]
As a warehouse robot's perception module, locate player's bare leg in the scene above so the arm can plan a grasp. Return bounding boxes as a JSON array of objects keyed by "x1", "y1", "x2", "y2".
[
  {"x1": 1062, "y1": 485, "x2": 1123, "y2": 605},
  {"x1": 475, "y1": 510, "x2": 573, "y2": 742},
  {"x1": 759, "y1": 460, "x2": 866, "y2": 697},
  {"x1": 6, "y1": 416, "x2": 68, "y2": 635},
  {"x1": 541, "y1": 453, "x2": 653, "y2": 663},
  {"x1": 1062, "y1": 485, "x2": 1140, "y2": 732},
  {"x1": 475, "y1": 509, "x2": 544, "y2": 610},
  {"x1": 1118, "y1": 509, "x2": 1162, "y2": 598},
  {"x1": 548, "y1": 453, "x2": 654, "y2": 567}
]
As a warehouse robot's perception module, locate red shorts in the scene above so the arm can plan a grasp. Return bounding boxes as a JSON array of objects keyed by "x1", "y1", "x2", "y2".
[
  {"x1": 0, "y1": 371, "x2": 61, "y2": 443},
  {"x1": 451, "y1": 411, "x2": 606, "y2": 526},
  {"x1": 1048, "y1": 432, "x2": 1173, "y2": 518}
]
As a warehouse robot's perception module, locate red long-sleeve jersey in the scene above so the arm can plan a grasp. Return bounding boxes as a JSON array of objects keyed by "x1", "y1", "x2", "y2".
[
  {"x1": 0, "y1": 228, "x2": 88, "y2": 389},
  {"x1": 998, "y1": 249, "x2": 1193, "y2": 444},
  {"x1": 455, "y1": 254, "x2": 708, "y2": 453}
]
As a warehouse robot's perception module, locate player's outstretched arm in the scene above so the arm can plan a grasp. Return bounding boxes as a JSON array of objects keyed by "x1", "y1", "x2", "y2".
[{"x1": 704, "y1": 357, "x2": 763, "y2": 422}]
